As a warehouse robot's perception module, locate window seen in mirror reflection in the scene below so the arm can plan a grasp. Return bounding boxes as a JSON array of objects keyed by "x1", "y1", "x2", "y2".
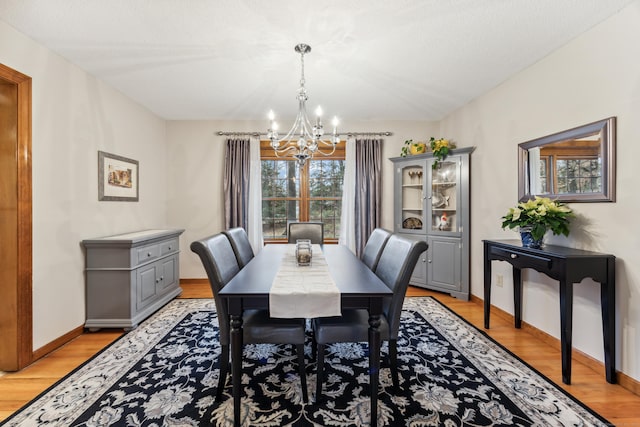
[
  {"x1": 538, "y1": 160, "x2": 548, "y2": 193},
  {"x1": 556, "y1": 158, "x2": 601, "y2": 194},
  {"x1": 531, "y1": 137, "x2": 601, "y2": 195}
]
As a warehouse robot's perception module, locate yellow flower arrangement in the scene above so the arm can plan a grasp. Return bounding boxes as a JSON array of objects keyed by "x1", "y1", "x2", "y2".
[{"x1": 429, "y1": 137, "x2": 455, "y2": 169}]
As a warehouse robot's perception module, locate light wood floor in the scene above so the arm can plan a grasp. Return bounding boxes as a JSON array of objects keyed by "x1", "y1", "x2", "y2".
[{"x1": 1, "y1": 283, "x2": 638, "y2": 424}]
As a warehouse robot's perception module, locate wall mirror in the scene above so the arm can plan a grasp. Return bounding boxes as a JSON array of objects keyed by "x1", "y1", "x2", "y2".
[{"x1": 518, "y1": 117, "x2": 616, "y2": 203}]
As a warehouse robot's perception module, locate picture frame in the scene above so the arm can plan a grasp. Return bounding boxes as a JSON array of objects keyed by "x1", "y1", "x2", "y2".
[{"x1": 98, "y1": 151, "x2": 139, "y2": 201}]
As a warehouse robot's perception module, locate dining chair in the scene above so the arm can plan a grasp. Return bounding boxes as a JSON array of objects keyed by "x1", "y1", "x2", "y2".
[
  {"x1": 312, "y1": 234, "x2": 428, "y2": 400},
  {"x1": 287, "y1": 221, "x2": 324, "y2": 245},
  {"x1": 222, "y1": 227, "x2": 255, "y2": 268},
  {"x1": 361, "y1": 228, "x2": 392, "y2": 271},
  {"x1": 190, "y1": 234, "x2": 308, "y2": 402}
]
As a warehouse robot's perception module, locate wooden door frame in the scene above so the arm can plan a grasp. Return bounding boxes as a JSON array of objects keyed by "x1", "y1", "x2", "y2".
[{"x1": 0, "y1": 63, "x2": 33, "y2": 371}]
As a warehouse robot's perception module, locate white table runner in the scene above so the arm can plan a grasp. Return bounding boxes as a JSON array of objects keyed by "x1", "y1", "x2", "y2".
[{"x1": 269, "y1": 244, "x2": 341, "y2": 318}]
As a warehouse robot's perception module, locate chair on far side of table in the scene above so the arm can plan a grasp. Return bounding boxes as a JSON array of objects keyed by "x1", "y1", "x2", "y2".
[
  {"x1": 312, "y1": 234, "x2": 428, "y2": 401},
  {"x1": 190, "y1": 233, "x2": 308, "y2": 402},
  {"x1": 288, "y1": 222, "x2": 324, "y2": 245},
  {"x1": 222, "y1": 227, "x2": 255, "y2": 268},
  {"x1": 361, "y1": 228, "x2": 392, "y2": 271}
]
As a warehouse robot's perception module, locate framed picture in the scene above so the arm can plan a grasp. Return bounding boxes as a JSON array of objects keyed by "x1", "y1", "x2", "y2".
[{"x1": 98, "y1": 151, "x2": 139, "y2": 201}]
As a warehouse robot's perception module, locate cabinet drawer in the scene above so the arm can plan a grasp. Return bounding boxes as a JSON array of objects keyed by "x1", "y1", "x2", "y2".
[
  {"x1": 137, "y1": 244, "x2": 160, "y2": 264},
  {"x1": 490, "y1": 246, "x2": 553, "y2": 271},
  {"x1": 161, "y1": 239, "x2": 179, "y2": 256}
]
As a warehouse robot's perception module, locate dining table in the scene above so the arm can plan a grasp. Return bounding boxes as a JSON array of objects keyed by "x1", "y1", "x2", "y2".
[{"x1": 218, "y1": 243, "x2": 392, "y2": 427}]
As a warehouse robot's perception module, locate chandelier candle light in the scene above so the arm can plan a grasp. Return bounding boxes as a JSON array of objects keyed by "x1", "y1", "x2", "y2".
[{"x1": 267, "y1": 43, "x2": 340, "y2": 166}]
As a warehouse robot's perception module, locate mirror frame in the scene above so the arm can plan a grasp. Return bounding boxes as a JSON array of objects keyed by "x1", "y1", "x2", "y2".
[{"x1": 518, "y1": 117, "x2": 616, "y2": 203}]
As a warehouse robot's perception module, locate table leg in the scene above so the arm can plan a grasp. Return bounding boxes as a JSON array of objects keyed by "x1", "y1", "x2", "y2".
[
  {"x1": 601, "y1": 257, "x2": 617, "y2": 383},
  {"x1": 559, "y1": 280, "x2": 573, "y2": 384},
  {"x1": 513, "y1": 267, "x2": 522, "y2": 329},
  {"x1": 369, "y1": 313, "x2": 382, "y2": 425},
  {"x1": 483, "y1": 244, "x2": 492, "y2": 329},
  {"x1": 230, "y1": 314, "x2": 243, "y2": 427}
]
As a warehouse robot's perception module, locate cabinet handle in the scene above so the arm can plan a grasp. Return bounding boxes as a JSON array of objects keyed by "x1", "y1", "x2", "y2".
[
  {"x1": 510, "y1": 253, "x2": 518, "y2": 259},
  {"x1": 160, "y1": 276, "x2": 164, "y2": 281},
  {"x1": 428, "y1": 259, "x2": 432, "y2": 263},
  {"x1": 155, "y1": 278, "x2": 160, "y2": 283},
  {"x1": 147, "y1": 252, "x2": 152, "y2": 257},
  {"x1": 168, "y1": 246, "x2": 172, "y2": 250}
]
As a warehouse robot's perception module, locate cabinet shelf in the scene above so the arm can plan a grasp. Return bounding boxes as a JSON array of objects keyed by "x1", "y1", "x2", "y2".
[
  {"x1": 402, "y1": 184, "x2": 423, "y2": 188},
  {"x1": 403, "y1": 207, "x2": 423, "y2": 211}
]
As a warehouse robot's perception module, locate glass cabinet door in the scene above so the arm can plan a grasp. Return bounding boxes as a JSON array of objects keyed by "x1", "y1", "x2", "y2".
[
  {"x1": 429, "y1": 158, "x2": 460, "y2": 234},
  {"x1": 398, "y1": 162, "x2": 425, "y2": 233}
]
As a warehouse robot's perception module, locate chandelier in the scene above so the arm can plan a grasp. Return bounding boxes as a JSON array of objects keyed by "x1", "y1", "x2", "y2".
[{"x1": 267, "y1": 43, "x2": 340, "y2": 166}]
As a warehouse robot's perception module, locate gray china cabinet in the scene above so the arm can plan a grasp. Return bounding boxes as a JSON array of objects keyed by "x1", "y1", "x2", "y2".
[
  {"x1": 82, "y1": 229, "x2": 184, "y2": 331},
  {"x1": 390, "y1": 147, "x2": 474, "y2": 300}
]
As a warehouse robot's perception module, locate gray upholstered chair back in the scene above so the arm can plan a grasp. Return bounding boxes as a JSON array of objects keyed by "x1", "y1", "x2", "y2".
[
  {"x1": 288, "y1": 222, "x2": 324, "y2": 244},
  {"x1": 222, "y1": 227, "x2": 255, "y2": 268},
  {"x1": 190, "y1": 234, "x2": 240, "y2": 346},
  {"x1": 361, "y1": 228, "x2": 392, "y2": 271},
  {"x1": 375, "y1": 235, "x2": 428, "y2": 339}
]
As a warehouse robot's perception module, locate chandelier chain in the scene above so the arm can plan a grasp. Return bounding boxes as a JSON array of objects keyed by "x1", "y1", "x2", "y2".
[{"x1": 299, "y1": 49, "x2": 305, "y2": 88}]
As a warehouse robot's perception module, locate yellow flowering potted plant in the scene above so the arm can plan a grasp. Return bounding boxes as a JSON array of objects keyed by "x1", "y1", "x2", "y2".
[
  {"x1": 430, "y1": 137, "x2": 455, "y2": 169},
  {"x1": 400, "y1": 139, "x2": 427, "y2": 157},
  {"x1": 501, "y1": 196, "x2": 574, "y2": 248}
]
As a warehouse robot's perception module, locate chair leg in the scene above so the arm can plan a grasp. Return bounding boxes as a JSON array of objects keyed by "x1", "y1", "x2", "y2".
[
  {"x1": 316, "y1": 343, "x2": 325, "y2": 403},
  {"x1": 310, "y1": 332, "x2": 317, "y2": 360},
  {"x1": 296, "y1": 344, "x2": 308, "y2": 403},
  {"x1": 389, "y1": 339, "x2": 399, "y2": 389},
  {"x1": 217, "y1": 344, "x2": 230, "y2": 400}
]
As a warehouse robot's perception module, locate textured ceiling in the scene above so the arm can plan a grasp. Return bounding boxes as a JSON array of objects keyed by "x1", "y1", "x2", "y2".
[{"x1": 0, "y1": 0, "x2": 634, "y2": 122}]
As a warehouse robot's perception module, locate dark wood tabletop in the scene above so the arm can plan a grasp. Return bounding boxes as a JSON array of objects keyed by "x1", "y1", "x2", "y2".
[{"x1": 220, "y1": 244, "x2": 392, "y2": 300}]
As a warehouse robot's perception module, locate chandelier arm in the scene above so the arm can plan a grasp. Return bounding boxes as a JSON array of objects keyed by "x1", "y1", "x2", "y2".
[
  {"x1": 276, "y1": 98, "x2": 317, "y2": 145},
  {"x1": 316, "y1": 139, "x2": 337, "y2": 147},
  {"x1": 272, "y1": 144, "x2": 301, "y2": 156},
  {"x1": 277, "y1": 109, "x2": 307, "y2": 143},
  {"x1": 312, "y1": 144, "x2": 337, "y2": 157}
]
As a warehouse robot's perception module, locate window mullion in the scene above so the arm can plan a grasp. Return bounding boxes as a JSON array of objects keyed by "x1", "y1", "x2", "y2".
[{"x1": 300, "y1": 163, "x2": 310, "y2": 221}]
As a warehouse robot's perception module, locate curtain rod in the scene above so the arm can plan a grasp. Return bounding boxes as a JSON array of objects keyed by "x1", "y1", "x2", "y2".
[{"x1": 216, "y1": 131, "x2": 392, "y2": 137}]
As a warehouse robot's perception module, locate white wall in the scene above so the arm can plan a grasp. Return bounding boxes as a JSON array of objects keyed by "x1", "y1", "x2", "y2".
[
  {"x1": 166, "y1": 119, "x2": 436, "y2": 278},
  {"x1": 0, "y1": 21, "x2": 169, "y2": 350},
  {"x1": 439, "y1": 1, "x2": 640, "y2": 381}
]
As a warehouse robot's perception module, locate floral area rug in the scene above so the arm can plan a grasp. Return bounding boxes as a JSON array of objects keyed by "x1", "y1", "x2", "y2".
[{"x1": 1, "y1": 297, "x2": 610, "y2": 426}]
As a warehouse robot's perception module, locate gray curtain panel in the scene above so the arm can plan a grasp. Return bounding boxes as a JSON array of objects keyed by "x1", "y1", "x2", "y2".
[
  {"x1": 224, "y1": 138, "x2": 250, "y2": 230},
  {"x1": 354, "y1": 138, "x2": 381, "y2": 257}
]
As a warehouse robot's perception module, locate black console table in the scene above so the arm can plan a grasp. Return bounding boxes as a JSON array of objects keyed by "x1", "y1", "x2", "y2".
[{"x1": 483, "y1": 239, "x2": 616, "y2": 385}]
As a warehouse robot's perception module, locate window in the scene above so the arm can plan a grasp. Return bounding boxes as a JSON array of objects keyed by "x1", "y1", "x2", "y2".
[
  {"x1": 261, "y1": 141, "x2": 345, "y2": 243},
  {"x1": 539, "y1": 139, "x2": 601, "y2": 195}
]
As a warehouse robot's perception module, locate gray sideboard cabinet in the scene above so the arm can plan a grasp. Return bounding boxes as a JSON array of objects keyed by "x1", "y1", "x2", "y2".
[
  {"x1": 390, "y1": 147, "x2": 474, "y2": 300},
  {"x1": 82, "y1": 229, "x2": 185, "y2": 331}
]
